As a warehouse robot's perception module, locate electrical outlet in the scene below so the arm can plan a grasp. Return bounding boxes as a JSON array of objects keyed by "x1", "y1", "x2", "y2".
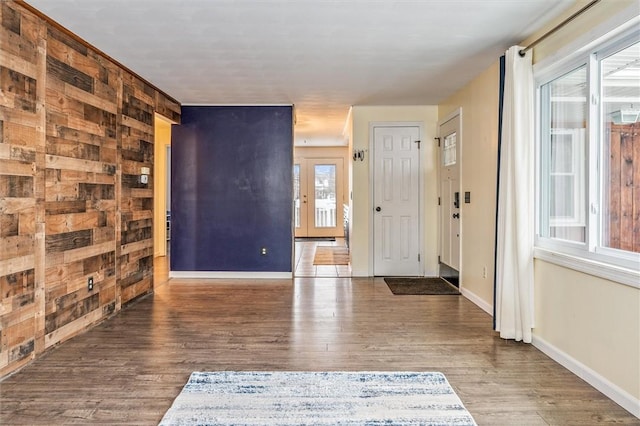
[
  {"x1": 261, "y1": 247, "x2": 267, "y2": 256},
  {"x1": 88, "y1": 276, "x2": 94, "y2": 291}
]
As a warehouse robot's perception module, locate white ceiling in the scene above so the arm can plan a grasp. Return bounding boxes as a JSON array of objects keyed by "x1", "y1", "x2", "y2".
[{"x1": 27, "y1": 0, "x2": 574, "y2": 144}]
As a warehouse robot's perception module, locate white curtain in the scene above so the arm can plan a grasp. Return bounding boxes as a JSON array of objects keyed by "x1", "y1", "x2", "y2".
[{"x1": 495, "y1": 46, "x2": 534, "y2": 343}]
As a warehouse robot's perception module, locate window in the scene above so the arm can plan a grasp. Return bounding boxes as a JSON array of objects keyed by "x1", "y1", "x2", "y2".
[
  {"x1": 600, "y1": 42, "x2": 640, "y2": 254},
  {"x1": 540, "y1": 66, "x2": 587, "y2": 243},
  {"x1": 443, "y1": 132, "x2": 457, "y2": 166},
  {"x1": 549, "y1": 129, "x2": 586, "y2": 228},
  {"x1": 536, "y1": 31, "x2": 640, "y2": 275}
]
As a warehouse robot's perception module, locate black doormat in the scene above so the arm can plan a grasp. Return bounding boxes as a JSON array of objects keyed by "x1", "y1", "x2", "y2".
[
  {"x1": 295, "y1": 237, "x2": 336, "y2": 242},
  {"x1": 384, "y1": 277, "x2": 461, "y2": 295}
]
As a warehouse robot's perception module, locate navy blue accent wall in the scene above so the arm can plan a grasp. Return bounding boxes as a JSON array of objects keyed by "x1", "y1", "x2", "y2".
[{"x1": 170, "y1": 106, "x2": 293, "y2": 272}]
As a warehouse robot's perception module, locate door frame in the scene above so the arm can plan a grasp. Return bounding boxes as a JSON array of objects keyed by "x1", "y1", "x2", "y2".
[
  {"x1": 437, "y1": 108, "x2": 463, "y2": 285},
  {"x1": 294, "y1": 157, "x2": 345, "y2": 238},
  {"x1": 368, "y1": 122, "x2": 425, "y2": 277}
]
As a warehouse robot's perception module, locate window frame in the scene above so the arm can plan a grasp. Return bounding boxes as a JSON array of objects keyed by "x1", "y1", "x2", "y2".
[
  {"x1": 548, "y1": 128, "x2": 587, "y2": 228},
  {"x1": 534, "y1": 27, "x2": 640, "y2": 286},
  {"x1": 443, "y1": 132, "x2": 457, "y2": 166}
]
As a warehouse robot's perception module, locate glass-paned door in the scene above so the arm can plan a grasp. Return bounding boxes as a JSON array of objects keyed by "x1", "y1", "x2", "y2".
[{"x1": 294, "y1": 158, "x2": 344, "y2": 237}]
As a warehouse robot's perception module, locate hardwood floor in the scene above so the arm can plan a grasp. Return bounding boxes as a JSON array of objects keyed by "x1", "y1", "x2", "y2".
[{"x1": 1, "y1": 257, "x2": 637, "y2": 425}]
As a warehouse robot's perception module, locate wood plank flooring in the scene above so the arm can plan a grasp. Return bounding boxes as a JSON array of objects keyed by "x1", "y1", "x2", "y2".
[{"x1": 1, "y1": 256, "x2": 638, "y2": 425}]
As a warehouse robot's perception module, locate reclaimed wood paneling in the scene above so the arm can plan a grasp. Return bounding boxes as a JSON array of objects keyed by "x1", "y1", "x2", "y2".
[
  {"x1": 118, "y1": 72, "x2": 155, "y2": 306},
  {"x1": 0, "y1": 1, "x2": 44, "y2": 376},
  {"x1": 0, "y1": 0, "x2": 180, "y2": 378},
  {"x1": 43, "y1": 18, "x2": 119, "y2": 350},
  {"x1": 155, "y1": 91, "x2": 181, "y2": 124}
]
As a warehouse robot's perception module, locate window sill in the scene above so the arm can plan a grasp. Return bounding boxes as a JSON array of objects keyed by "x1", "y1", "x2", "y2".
[{"x1": 534, "y1": 247, "x2": 640, "y2": 289}]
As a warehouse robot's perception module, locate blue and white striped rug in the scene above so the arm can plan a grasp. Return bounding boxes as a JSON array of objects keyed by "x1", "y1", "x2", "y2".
[{"x1": 159, "y1": 371, "x2": 477, "y2": 425}]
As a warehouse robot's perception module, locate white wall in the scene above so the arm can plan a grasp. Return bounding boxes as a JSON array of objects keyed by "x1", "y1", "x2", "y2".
[{"x1": 350, "y1": 106, "x2": 439, "y2": 277}]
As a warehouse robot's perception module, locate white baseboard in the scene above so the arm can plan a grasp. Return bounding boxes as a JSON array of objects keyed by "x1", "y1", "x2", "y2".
[
  {"x1": 532, "y1": 335, "x2": 640, "y2": 419},
  {"x1": 169, "y1": 271, "x2": 292, "y2": 279},
  {"x1": 460, "y1": 287, "x2": 493, "y2": 316},
  {"x1": 424, "y1": 268, "x2": 438, "y2": 278}
]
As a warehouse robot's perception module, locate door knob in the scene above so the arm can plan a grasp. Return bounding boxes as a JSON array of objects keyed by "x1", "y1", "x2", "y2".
[{"x1": 375, "y1": 206, "x2": 381, "y2": 212}]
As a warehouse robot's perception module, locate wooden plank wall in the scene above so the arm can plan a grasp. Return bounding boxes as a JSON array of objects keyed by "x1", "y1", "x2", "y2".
[
  {"x1": 43, "y1": 24, "x2": 120, "y2": 350},
  {"x1": 118, "y1": 73, "x2": 155, "y2": 306},
  {"x1": 0, "y1": 1, "x2": 45, "y2": 375},
  {"x1": 606, "y1": 123, "x2": 640, "y2": 253},
  {"x1": 0, "y1": 1, "x2": 181, "y2": 377}
]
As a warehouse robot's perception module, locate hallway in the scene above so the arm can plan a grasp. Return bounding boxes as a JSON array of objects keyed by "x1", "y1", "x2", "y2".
[{"x1": 294, "y1": 238, "x2": 351, "y2": 278}]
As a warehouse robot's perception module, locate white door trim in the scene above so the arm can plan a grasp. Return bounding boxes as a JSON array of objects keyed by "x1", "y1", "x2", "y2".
[
  {"x1": 437, "y1": 108, "x2": 463, "y2": 285},
  {"x1": 368, "y1": 121, "x2": 425, "y2": 277},
  {"x1": 438, "y1": 107, "x2": 463, "y2": 129},
  {"x1": 294, "y1": 157, "x2": 344, "y2": 238}
]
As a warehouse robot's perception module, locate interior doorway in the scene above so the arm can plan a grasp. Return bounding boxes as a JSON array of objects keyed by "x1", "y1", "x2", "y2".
[
  {"x1": 438, "y1": 111, "x2": 461, "y2": 286},
  {"x1": 153, "y1": 114, "x2": 174, "y2": 259},
  {"x1": 294, "y1": 157, "x2": 344, "y2": 238}
]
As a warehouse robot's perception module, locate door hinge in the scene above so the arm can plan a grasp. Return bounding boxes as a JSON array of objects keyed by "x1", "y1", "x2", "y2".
[
  {"x1": 418, "y1": 253, "x2": 421, "y2": 262},
  {"x1": 414, "y1": 140, "x2": 421, "y2": 149},
  {"x1": 438, "y1": 255, "x2": 441, "y2": 263},
  {"x1": 438, "y1": 197, "x2": 441, "y2": 205},
  {"x1": 435, "y1": 137, "x2": 441, "y2": 147}
]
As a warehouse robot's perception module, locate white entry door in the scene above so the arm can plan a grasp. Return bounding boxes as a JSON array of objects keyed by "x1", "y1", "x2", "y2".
[
  {"x1": 439, "y1": 115, "x2": 461, "y2": 272},
  {"x1": 373, "y1": 126, "x2": 421, "y2": 276},
  {"x1": 294, "y1": 158, "x2": 344, "y2": 237}
]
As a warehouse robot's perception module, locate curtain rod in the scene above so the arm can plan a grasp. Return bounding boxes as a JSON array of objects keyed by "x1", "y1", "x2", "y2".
[{"x1": 519, "y1": 0, "x2": 601, "y2": 57}]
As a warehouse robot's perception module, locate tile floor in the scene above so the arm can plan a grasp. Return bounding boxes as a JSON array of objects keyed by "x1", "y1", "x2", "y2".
[{"x1": 294, "y1": 238, "x2": 351, "y2": 277}]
